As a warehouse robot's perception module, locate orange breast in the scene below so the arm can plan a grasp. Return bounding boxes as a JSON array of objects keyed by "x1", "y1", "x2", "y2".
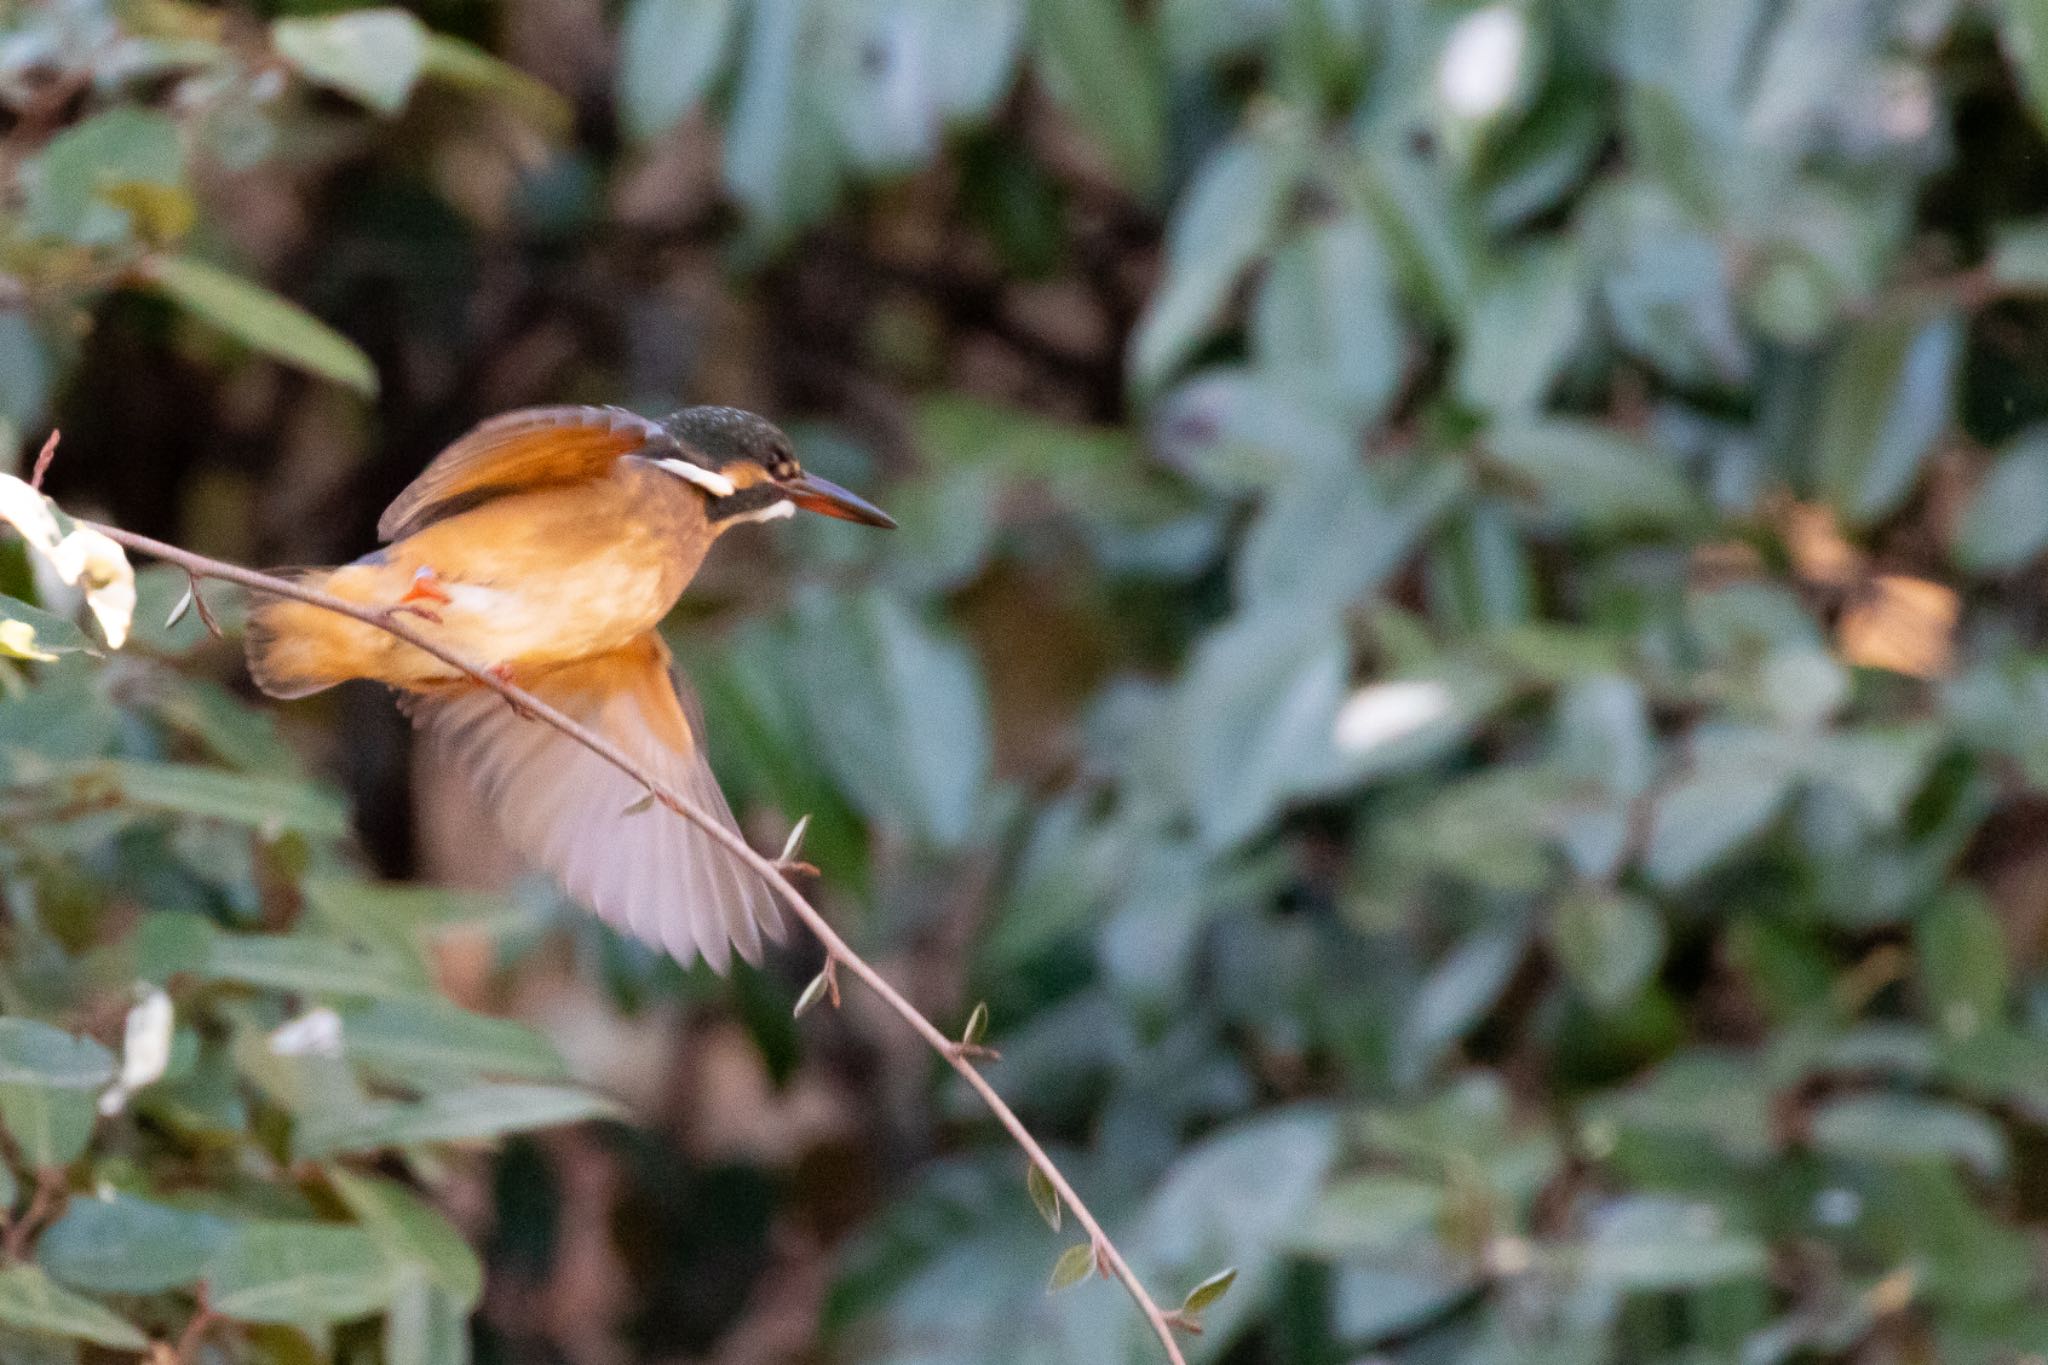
[{"x1": 371, "y1": 470, "x2": 712, "y2": 684}]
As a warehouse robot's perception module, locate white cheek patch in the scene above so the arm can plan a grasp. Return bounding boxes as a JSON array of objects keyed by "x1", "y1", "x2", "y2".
[
  {"x1": 723, "y1": 500, "x2": 796, "y2": 527},
  {"x1": 653, "y1": 458, "x2": 736, "y2": 498}
]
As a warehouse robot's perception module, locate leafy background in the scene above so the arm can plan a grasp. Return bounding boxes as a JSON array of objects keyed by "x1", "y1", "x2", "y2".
[{"x1": 6, "y1": 0, "x2": 2048, "y2": 1361}]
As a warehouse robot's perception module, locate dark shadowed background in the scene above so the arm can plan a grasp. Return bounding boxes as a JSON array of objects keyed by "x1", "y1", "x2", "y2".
[{"x1": 6, "y1": 0, "x2": 2048, "y2": 1362}]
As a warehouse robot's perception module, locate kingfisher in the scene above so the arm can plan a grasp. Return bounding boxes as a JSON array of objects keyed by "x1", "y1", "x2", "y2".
[{"x1": 244, "y1": 405, "x2": 894, "y2": 970}]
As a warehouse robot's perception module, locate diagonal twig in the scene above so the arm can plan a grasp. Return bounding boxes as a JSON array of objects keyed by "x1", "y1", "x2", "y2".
[{"x1": 80, "y1": 519, "x2": 1189, "y2": 1365}]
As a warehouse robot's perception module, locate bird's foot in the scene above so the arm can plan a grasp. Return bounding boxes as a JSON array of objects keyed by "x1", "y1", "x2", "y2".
[
  {"x1": 380, "y1": 603, "x2": 442, "y2": 626},
  {"x1": 487, "y1": 663, "x2": 537, "y2": 720},
  {"x1": 400, "y1": 567, "x2": 454, "y2": 609}
]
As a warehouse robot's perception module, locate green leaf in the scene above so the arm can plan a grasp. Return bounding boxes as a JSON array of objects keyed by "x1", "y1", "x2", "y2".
[
  {"x1": 339, "y1": 998, "x2": 568, "y2": 1082},
  {"x1": 1237, "y1": 455, "x2": 1467, "y2": 609},
  {"x1": 1810, "y1": 1093, "x2": 2007, "y2": 1178},
  {"x1": 1285, "y1": 1174, "x2": 1443, "y2": 1258},
  {"x1": 1028, "y1": 0, "x2": 1165, "y2": 194},
  {"x1": 1127, "y1": 1107, "x2": 1338, "y2": 1343},
  {"x1": 294, "y1": 1083, "x2": 621, "y2": 1158},
  {"x1": 1644, "y1": 728, "x2": 1800, "y2": 888},
  {"x1": 1046, "y1": 1241, "x2": 1095, "y2": 1292},
  {"x1": 1955, "y1": 431, "x2": 2048, "y2": 573},
  {"x1": 206, "y1": 1221, "x2": 396, "y2": 1325},
  {"x1": 1130, "y1": 129, "x2": 1305, "y2": 394},
  {"x1": 1918, "y1": 889, "x2": 2009, "y2": 1040},
  {"x1": 143, "y1": 915, "x2": 426, "y2": 998},
  {"x1": 329, "y1": 1171, "x2": 485, "y2": 1310},
  {"x1": 724, "y1": 0, "x2": 840, "y2": 242},
  {"x1": 0, "y1": 1264, "x2": 147, "y2": 1350},
  {"x1": 0, "y1": 1020, "x2": 114, "y2": 1168},
  {"x1": 1180, "y1": 1265, "x2": 1238, "y2": 1316},
  {"x1": 1026, "y1": 1161, "x2": 1060, "y2": 1231},
  {"x1": 383, "y1": 1270, "x2": 468, "y2": 1365},
  {"x1": 1551, "y1": 890, "x2": 1665, "y2": 1013},
  {"x1": 1398, "y1": 926, "x2": 1528, "y2": 1085},
  {"x1": 421, "y1": 32, "x2": 571, "y2": 134},
  {"x1": 36, "y1": 1194, "x2": 229, "y2": 1295},
  {"x1": 1457, "y1": 239, "x2": 1588, "y2": 415},
  {"x1": 1574, "y1": 1197, "x2": 1766, "y2": 1290},
  {"x1": 1814, "y1": 307, "x2": 1961, "y2": 529},
  {"x1": 618, "y1": 0, "x2": 740, "y2": 140},
  {"x1": 790, "y1": 588, "x2": 990, "y2": 848},
  {"x1": 301, "y1": 876, "x2": 513, "y2": 933},
  {"x1": 1174, "y1": 609, "x2": 1349, "y2": 849},
  {"x1": 2004, "y1": 0, "x2": 2048, "y2": 140},
  {"x1": 100, "y1": 759, "x2": 350, "y2": 836},
  {"x1": 1486, "y1": 419, "x2": 1700, "y2": 531},
  {"x1": 272, "y1": 9, "x2": 427, "y2": 116},
  {"x1": 146, "y1": 257, "x2": 378, "y2": 396},
  {"x1": 1253, "y1": 215, "x2": 1404, "y2": 424},
  {"x1": 0, "y1": 314, "x2": 52, "y2": 434},
  {"x1": 21, "y1": 108, "x2": 184, "y2": 246},
  {"x1": 1990, "y1": 220, "x2": 2048, "y2": 290},
  {"x1": 0, "y1": 595, "x2": 88, "y2": 661}
]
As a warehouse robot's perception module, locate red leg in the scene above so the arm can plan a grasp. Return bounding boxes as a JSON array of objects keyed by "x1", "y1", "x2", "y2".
[{"x1": 487, "y1": 663, "x2": 536, "y2": 720}]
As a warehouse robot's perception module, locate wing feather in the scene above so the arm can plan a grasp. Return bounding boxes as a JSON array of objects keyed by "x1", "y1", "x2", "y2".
[
  {"x1": 379, "y1": 406, "x2": 675, "y2": 542},
  {"x1": 408, "y1": 633, "x2": 783, "y2": 969}
]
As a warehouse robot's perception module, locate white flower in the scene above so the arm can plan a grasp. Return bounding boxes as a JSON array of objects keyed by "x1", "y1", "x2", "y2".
[
  {"x1": 58, "y1": 524, "x2": 135, "y2": 649},
  {"x1": 269, "y1": 1007, "x2": 345, "y2": 1059},
  {"x1": 0, "y1": 474, "x2": 136, "y2": 649},
  {"x1": 1437, "y1": 5, "x2": 1528, "y2": 122},
  {"x1": 1333, "y1": 679, "x2": 1457, "y2": 755},
  {"x1": 99, "y1": 989, "x2": 174, "y2": 1116},
  {"x1": 0, "y1": 473, "x2": 65, "y2": 562}
]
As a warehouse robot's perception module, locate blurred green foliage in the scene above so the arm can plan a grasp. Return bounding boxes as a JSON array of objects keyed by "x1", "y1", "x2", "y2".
[{"x1": 8, "y1": 0, "x2": 2048, "y2": 1362}]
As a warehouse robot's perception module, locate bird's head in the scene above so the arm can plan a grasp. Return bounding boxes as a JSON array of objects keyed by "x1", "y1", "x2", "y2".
[{"x1": 654, "y1": 406, "x2": 895, "y2": 530}]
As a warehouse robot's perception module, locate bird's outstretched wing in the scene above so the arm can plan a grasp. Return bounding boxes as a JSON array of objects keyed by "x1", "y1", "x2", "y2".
[
  {"x1": 406, "y1": 632, "x2": 784, "y2": 971},
  {"x1": 380, "y1": 406, "x2": 675, "y2": 541}
]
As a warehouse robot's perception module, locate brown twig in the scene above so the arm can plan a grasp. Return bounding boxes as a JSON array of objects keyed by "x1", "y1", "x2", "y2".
[
  {"x1": 171, "y1": 1284, "x2": 218, "y2": 1363},
  {"x1": 2, "y1": 1168, "x2": 64, "y2": 1260},
  {"x1": 79, "y1": 519, "x2": 1191, "y2": 1365},
  {"x1": 28, "y1": 431, "x2": 59, "y2": 491}
]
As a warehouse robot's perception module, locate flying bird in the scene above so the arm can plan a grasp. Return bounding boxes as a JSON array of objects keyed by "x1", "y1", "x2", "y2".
[{"x1": 244, "y1": 405, "x2": 894, "y2": 970}]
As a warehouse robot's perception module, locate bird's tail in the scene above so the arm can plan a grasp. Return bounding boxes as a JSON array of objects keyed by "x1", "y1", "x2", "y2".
[{"x1": 243, "y1": 563, "x2": 395, "y2": 699}]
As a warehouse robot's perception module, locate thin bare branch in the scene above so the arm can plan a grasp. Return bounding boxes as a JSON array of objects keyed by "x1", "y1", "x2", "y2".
[{"x1": 80, "y1": 518, "x2": 1189, "y2": 1365}]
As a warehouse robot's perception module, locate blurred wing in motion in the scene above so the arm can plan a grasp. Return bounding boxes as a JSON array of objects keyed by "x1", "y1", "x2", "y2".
[
  {"x1": 380, "y1": 405, "x2": 675, "y2": 541},
  {"x1": 407, "y1": 631, "x2": 784, "y2": 970}
]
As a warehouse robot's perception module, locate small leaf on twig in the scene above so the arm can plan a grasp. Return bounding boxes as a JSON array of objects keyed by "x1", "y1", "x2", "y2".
[
  {"x1": 1047, "y1": 1242, "x2": 1095, "y2": 1293},
  {"x1": 187, "y1": 575, "x2": 222, "y2": 639},
  {"x1": 1180, "y1": 1266, "x2": 1237, "y2": 1317},
  {"x1": 962, "y1": 1001, "x2": 989, "y2": 1047},
  {"x1": 620, "y1": 789, "x2": 658, "y2": 816},
  {"x1": 794, "y1": 970, "x2": 832, "y2": 1018},
  {"x1": 777, "y1": 812, "x2": 812, "y2": 864},
  {"x1": 164, "y1": 585, "x2": 194, "y2": 629},
  {"x1": 1028, "y1": 1161, "x2": 1061, "y2": 1230}
]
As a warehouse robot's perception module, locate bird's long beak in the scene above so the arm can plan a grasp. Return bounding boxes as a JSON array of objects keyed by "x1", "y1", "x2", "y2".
[{"x1": 779, "y1": 472, "x2": 896, "y2": 528}]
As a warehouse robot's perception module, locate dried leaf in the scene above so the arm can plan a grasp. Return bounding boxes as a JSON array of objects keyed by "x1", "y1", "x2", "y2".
[
  {"x1": 1837, "y1": 575, "x2": 1957, "y2": 679},
  {"x1": 1783, "y1": 500, "x2": 1864, "y2": 587}
]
